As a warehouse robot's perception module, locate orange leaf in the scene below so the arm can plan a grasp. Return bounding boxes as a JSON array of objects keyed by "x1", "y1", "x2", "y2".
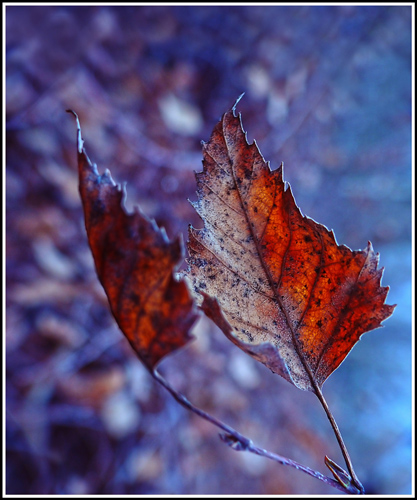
[
  {"x1": 186, "y1": 102, "x2": 395, "y2": 391},
  {"x1": 70, "y1": 111, "x2": 198, "y2": 371}
]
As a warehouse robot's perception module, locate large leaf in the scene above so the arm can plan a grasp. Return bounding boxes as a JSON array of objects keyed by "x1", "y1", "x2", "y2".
[
  {"x1": 69, "y1": 110, "x2": 198, "y2": 371},
  {"x1": 186, "y1": 102, "x2": 395, "y2": 391}
]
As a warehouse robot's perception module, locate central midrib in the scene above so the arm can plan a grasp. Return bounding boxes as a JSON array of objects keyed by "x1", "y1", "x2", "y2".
[{"x1": 223, "y1": 116, "x2": 321, "y2": 391}]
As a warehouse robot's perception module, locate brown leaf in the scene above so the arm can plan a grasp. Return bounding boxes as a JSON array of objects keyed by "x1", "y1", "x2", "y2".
[
  {"x1": 69, "y1": 110, "x2": 198, "y2": 371},
  {"x1": 186, "y1": 101, "x2": 395, "y2": 391}
]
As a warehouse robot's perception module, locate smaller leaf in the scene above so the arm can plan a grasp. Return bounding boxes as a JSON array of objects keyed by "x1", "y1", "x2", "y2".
[{"x1": 68, "y1": 110, "x2": 198, "y2": 371}]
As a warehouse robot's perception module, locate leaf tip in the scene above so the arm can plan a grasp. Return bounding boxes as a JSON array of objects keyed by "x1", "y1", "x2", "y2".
[
  {"x1": 366, "y1": 240, "x2": 375, "y2": 254},
  {"x1": 232, "y1": 93, "x2": 245, "y2": 114},
  {"x1": 66, "y1": 108, "x2": 84, "y2": 154},
  {"x1": 104, "y1": 168, "x2": 117, "y2": 186}
]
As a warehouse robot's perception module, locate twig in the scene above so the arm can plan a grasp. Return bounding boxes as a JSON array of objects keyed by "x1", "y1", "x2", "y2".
[
  {"x1": 314, "y1": 385, "x2": 365, "y2": 493},
  {"x1": 151, "y1": 369, "x2": 362, "y2": 494}
]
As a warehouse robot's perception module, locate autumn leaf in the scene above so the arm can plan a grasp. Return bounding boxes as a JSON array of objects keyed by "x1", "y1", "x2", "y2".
[
  {"x1": 67, "y1": 110, "x2": 198, "y2": 371},
  {"x1": 68, "y1": 102, "x2": 393, "y2": 493},
  {"x1": 186, "y1": 100, "x2": 395, "y2": 392}
]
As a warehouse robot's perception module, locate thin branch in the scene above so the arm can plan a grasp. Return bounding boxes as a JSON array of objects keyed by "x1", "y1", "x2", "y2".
[
  {"x1": 151, "y1": 369, "x2": 362, "y2": 495},
  {"x1": 314, "y1": 385, "x2": 365, "y2": 493}
]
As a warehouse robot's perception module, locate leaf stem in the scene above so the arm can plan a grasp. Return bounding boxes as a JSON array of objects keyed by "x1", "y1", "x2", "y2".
[
  {"x1": 151, "y1": 368, "x2": 361, "y2": 494},
  {"x1": 314, "y1": 385, "x2": 365, "y2": 493}
]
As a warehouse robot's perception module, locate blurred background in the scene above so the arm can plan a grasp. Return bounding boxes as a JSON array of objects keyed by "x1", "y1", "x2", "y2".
[{"x1": 5, "y1": 5, "x2": 412, "y2": 495}]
